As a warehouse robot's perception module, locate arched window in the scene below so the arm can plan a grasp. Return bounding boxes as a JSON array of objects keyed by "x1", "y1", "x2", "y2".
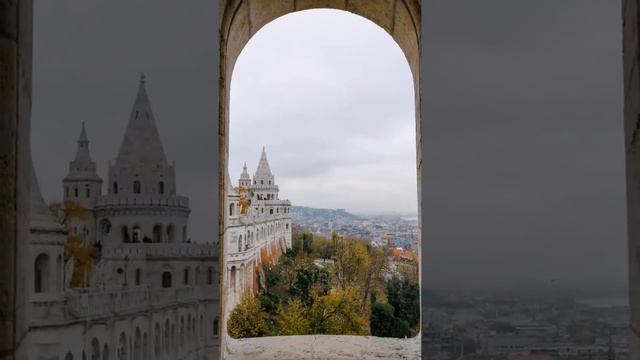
[
  {"x1": 230, "y1": 266, "x2": 237, "y2": 292},
  {"x1": 162, "y1": 272, "x2": 172, "y2": 288},
  {"x1": 180, "y1": 317, "x2": 185, "y2": 348},
  {"x1": 163, "y1": 320, "x2": 170, "y2": 354},
  {"x1": 158, "y1": 181, "x2": 164, "y2": 194},
  {"x1": 65, "y1": 353, "x2": 74, "y2": 360},
  {"x1": 270, "y1": 209, "x2": 273, "y2": 215},
  {"x1": 183, "y1": 267, "x2": 190, "y2": 285},
  {"x1": 238, "y1": 235, "x2": 242, "y2": 252},
  {"x1": 213, "y1": 317, "x2": 219, "y2": 336},
  {"x1": 182, "y1": 225, "x2": 187, "y2": 242},
  {"x1": 166, "y1": 225, "x2": 175, "y2": 243},
  {"x1": 118, "y1": 332, "x2": 127, "y2": 360},
  {"x1": 113, "y1": 181, "x2": 118, "y2": 194},
  {"x1": 153, "y1": 225, "x2": 162, "y2": 243},
  {"x1": 206, "y1": 267, "x2": 213, "y2": 285},
  {"x1": 102, "y1": 345, "x2": 109, "y2": 360},
  {"x1": 85, "y1": 185, "x2": 91, "y2": 198},
  {"x1": 154, "y1": 323, "x2": 161, "y2": 357},
  {"x1": 74, "y1": 186, "x2": 78, "y2": 197},
  {"x1": 91, "y1": 338, "x2": 100, "y2": 360},
  {"x1": 135, "y1": 268, "x2": 141, "y2": 286},
  {"x1": 134, "y1": 328, "x2": 141, "y2": 360},
  {"x1": 195, "y1": 266, "x2": 201, "y2": 285},
  {"x1": 34, "y1": 253, "x2": 49, "y2": 293},
  {"x1": 229, "y1": 203, "x2": 235, "y2": 216},
  {"x1": 133, "y1": 180, "x2": 141, "y2": 194}
]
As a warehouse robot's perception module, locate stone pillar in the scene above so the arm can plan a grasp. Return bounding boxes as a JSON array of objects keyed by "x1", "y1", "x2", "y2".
[
  {"x1": 0, "y1": 1, "x2": 32, "y2": 359},
  {"x1": 623, "y1": 0, "x2": 640, "y2": 357}
]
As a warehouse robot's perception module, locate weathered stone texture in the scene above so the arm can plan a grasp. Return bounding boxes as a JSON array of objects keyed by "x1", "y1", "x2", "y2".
[
  {"x1": 623, "y1": 0, "x2": 640, "y2": 357},
  {"x1": 248, "y1": 0, "x2": 294, "y2": 36},
  {"x1": 226, "y1": 334, "x2": 420, "y2": 360}
]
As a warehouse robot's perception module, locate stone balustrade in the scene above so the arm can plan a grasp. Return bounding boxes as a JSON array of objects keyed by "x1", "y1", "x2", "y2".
[
  {"x1": 227, "y1": 248, "x2": 256, "y2": 263},
  {"x1": 65, "y1": 286, "x2": 213, "y2": 319},
  {"x1": 95, "y1": 195, "x2": 190, "y2": 208},
  {"x1": 102, "y1": 243, "x2": 217, "y2": 259}
]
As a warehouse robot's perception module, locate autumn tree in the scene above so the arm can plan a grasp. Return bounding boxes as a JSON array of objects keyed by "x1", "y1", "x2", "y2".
[
  {"x1": 227, "y1": 291, "x2": 269, "y2": 338},
  {"x1": 307, "y1": 287, "x2": 367, "y2": 335},
  {"x1": 276, "y1": 298, "x2": 310, "y2": 335},
  {"x1": 332, "y1": 236, "x2": 369, "y2": 290}
]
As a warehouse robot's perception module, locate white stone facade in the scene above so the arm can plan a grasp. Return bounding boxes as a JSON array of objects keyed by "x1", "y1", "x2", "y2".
[
  {"x1": 224, "y1": 150, "x2": 292, "y2": 313},
  {"x1": 25, "y1": 76, "x2": 220, "y2": 360}
]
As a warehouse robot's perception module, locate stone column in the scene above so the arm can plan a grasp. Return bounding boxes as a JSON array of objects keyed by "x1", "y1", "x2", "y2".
[
  {"x1": 623, "y1": 0, "x2": 640, "y2": 357},
  {"x1": 0, "y1": 1, "x2": 31, "y2": 359}
]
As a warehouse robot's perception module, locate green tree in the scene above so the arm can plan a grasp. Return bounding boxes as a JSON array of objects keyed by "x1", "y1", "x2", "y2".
[
  {"x1": 386, "y1": 277, "x2": 420, "y2": 331},
  {"x1": 227, "y1": 292, "x2": 269, "y2": 338},
  {"x1": 290, "y1": 263, "x2": 331, "y2": 305}
]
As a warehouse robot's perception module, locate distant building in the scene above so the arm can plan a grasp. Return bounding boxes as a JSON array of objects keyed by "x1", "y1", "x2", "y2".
[{"x1": 224, "y1": 148, "x2": 292, "y2": 313}]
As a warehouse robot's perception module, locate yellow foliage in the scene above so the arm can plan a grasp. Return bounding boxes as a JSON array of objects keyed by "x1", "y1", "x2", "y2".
[
  {"x1": 308, "y1": 287, "x2": 367, "y2": 335},
  {"x1": 276, "y1": 298, "x2": 311, "y2": 335},
  {"x1": 227, "y1": 291, "x2": 269, "y2": 338}
]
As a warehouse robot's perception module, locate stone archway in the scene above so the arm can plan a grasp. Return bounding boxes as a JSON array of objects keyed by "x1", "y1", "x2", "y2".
[{"x1": 218, "y1": 0, "x2": 421, "y2": 359}]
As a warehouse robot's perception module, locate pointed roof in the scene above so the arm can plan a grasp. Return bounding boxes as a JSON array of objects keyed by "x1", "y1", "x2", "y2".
[
  {"x1": 240, "y1": 162, "x2": 251, "y2": 179},
  {"x1": 115, "y1": 74, "x2": 168, "y2": 165},
  {"x1": 64, "y1": 122, "x2": 101, "y2": 182},
  {"x1": 30, "y1": 158, "x2": 64, "y2": 231},
  {"x1": 253, "y1": 146, "x2": 274, "y2": 180},
  {"x1": 73, "y1": 122, "x2": 92, "y2": 162}
]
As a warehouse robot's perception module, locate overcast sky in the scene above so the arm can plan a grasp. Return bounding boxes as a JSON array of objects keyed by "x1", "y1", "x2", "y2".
[
  {"x1": 32, "y1": 0, "x2": 627, "y2": 296},
  {"x1": 228, "y1": 10, "x2": 417, "y2": 216}
]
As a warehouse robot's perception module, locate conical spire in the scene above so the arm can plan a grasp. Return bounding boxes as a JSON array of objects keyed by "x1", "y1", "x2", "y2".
[
  {"x1": 253, "y1": 146, "x2": 274, "y2": 181},
  {"x1": 64, "y1": 122, "x2": 101, "y2": 181},
  {"x1": 240, "y1": 162, "x2": 250, "y2": 179},
  {"x1": 74, "y1": 122, "x2": 91, "y2": 162},
  {"x1": 115, "y1": 74, "x2": 168, "y2": 165}
]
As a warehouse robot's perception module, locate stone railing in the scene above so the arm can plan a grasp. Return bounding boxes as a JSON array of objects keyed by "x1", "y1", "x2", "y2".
[
  {"x1": 225, "y1": 333, "x2": 420, "y2": 360},
  {"x1": 30, "y1": 298, "x2": 67, "y2": 322},
  {"x1": 96, "y1": 195, "x2": 189, "y2": 208},
  {"x1": 102, "y1": 243, "x2": 217, "y2": 259},
  {"x1": 228, "y1": 213, "x2": 290, "y2": 227},
  {"x1": 66, "y1": 286, "x2": 212, "y2": 319},
  {"x1": 227, "y1": 248, "x2": 257, "y2": 263}
]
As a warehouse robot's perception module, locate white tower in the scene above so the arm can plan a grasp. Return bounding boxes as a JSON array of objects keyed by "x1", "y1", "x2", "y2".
[
  {"x1": 62, "y1": 122, "x2": 102, "y2": 242},
  {"x1": 239, "y1": 162, "x2": 251, "y2": 188},
  {"x1": 97, "y1": 74, "x2": 190, "y2": 246}
]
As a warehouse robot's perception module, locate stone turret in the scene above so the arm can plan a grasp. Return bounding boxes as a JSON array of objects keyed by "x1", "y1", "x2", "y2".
[
  {"x1": 250, "y1": 147, "x2": 279, "y2": 201},
  {"x1": 97, "y1": 75, "x2": 190, "y2": 246},
  {"x1": 239, "y1": 162, "x2": 251, "y2": 188},
  {"x1": 108, "y1": 74, "x2": 175, "y2": 197},
  {"x1": 62, "y1": 122, "x2": 102, "y2": 241}
]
